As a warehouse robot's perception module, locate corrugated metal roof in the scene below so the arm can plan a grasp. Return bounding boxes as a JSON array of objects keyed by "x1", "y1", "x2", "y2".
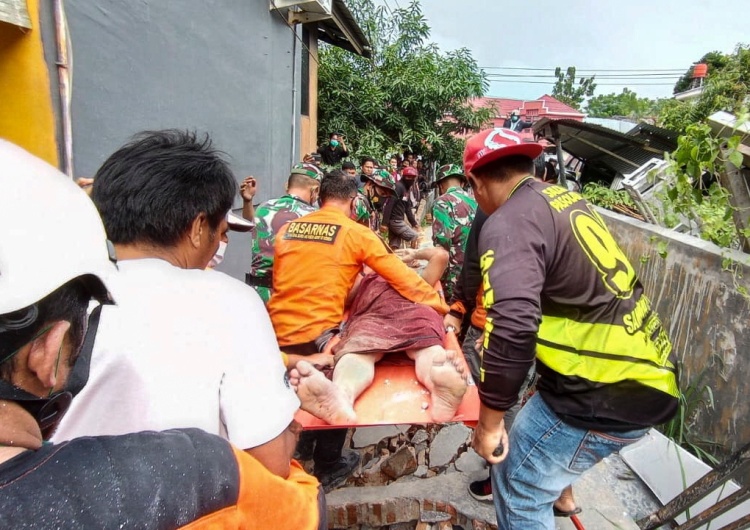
[
  {"x1": 533, "y1": 118, "x2": 677, "y2": 183},
  {"x1": 317, "y1": 0, "x2": 372, "y2": 58}
]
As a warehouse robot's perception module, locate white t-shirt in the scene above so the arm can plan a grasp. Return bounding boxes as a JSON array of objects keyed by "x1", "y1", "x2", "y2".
[{"x1": 52, "y1": 258, "x2": 300, "y2": 450}]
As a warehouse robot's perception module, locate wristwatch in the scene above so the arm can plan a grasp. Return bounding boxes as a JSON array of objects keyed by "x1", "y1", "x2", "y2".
[{"x1": 445, "y1": 325, "x2": 457, "y2": 333}]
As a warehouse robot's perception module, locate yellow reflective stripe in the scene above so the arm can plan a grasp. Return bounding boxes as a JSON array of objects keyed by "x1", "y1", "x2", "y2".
[{"x1": 537, "y1": 316, "x2": 679, "y2": 397}]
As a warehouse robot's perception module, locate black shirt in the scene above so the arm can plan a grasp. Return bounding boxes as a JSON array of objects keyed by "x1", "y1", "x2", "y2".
[
  {"x1": 317, "y1": 143, "x2": 349, "y2": 166},
  {"x1": 478, "y1": 178, "x2": 678, "y2": 430}
]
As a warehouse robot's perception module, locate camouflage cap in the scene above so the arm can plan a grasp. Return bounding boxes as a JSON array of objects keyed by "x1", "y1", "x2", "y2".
[
  {"x1": 435, "y1": 163, "x2": 466, "y2": 184},
  {"x1": 362, "y1": 169, "x2": 396, "y2": 193},
  {"x1": 290, "y1": 162, "x2": 324, "y2": 182}
]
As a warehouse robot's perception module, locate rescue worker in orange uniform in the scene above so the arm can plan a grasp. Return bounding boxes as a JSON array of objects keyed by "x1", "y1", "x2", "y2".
[{"x1": 268, "y1": 170, "x2": 447, "y2": 491}]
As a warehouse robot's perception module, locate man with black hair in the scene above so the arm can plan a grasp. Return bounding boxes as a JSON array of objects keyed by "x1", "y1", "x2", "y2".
[
  {"x1": 245, "y1": 163, "x2": 323, "y2": 303},
  {"x1": 0, "y1": 140, "x2": 324, "y2": 529},
  {"x1": 463, "y1": 128, "x2": 678, "y2": 529},
  {"x1": 268, "y1": 170, "x2": 447, "y2": 491},
  {"x1": 52, "y1": 130, "x2": 303, "y2": 482},
  {"x1": 317, "y1": 132, "x2": 349, "y2": 166},
  {"x1": 359, "y1": 156, "x2": 376, "y2": 179},
  {"x1": 382, "y1": 165, "x2": 421, "y2": 249},
  {"x1": 341, "y1": 160, "x2": 357, "y2": 178}
]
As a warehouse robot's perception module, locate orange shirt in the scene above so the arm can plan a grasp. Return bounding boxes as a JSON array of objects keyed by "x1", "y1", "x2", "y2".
[
  {"x1": 183, "y1": 452, "x2": 322, "y2": 529},
  {"x1": 268, "y1": 205, "x2": 447, "y2": 347}
]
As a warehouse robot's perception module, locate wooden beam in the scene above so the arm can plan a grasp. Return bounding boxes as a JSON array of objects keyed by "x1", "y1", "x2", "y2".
[{"x1": 551, "y1": 123, "x2": 568, "y2": 188}]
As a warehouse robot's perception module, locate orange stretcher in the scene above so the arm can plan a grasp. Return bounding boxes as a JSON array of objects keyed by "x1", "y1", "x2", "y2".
[{"x1": 295, "y1": 330, "x2": 480, "y2": 429}]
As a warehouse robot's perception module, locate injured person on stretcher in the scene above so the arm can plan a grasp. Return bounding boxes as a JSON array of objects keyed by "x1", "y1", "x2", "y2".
[{"x1": 289, "y1": 246, "x2": 469, "y2": 424}]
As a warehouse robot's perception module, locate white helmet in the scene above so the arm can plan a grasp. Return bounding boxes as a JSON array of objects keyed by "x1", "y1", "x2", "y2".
[{"x1": 0, "y1": 140, "x2": 116, "y2": 316}]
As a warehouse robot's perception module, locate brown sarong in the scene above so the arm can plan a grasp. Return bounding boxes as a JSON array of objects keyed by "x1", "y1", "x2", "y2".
[{"x1": 332, "y1": 274, "x2": 445, "y2": 362}]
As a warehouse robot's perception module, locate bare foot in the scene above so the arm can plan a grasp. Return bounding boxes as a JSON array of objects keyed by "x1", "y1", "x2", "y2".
[
  {"x1": 291, "y1": 361, "x2": 357, "y2": 425},
  {"x1": 553, "y1": 485, "x2": 578, "y2": 515},
  {"x1": 428, "y1": 350, "x2": 468, "y2": 422}
]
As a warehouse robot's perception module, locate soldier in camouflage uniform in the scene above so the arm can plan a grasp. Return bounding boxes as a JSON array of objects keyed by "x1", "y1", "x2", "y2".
[
  {"x1": 431, "y1": 164, "x2": 477, "y2": 300},
  {"x1": 246, "y1": 163, "x2": 323, "y2": 303},
  {"x1": 352, "y1": 169, "x2": 396, "y2": 234}
]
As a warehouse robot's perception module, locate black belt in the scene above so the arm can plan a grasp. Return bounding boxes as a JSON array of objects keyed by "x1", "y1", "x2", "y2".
[{"x1": 245, "y1": 274, "x2": 273, "y2": 288}]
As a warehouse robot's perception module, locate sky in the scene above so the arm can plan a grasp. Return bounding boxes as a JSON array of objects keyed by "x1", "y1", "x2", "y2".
[{"x1": 373, "y1": 0, "x2": 748, "y2": 102}]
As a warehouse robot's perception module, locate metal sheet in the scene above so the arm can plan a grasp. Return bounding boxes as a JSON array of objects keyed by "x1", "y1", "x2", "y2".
[{"x1": 621, "y1": 430, "x2": 750, "y2": 529}]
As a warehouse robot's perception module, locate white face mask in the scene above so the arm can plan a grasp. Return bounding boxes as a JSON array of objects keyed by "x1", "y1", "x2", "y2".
[{"x1": 208, "y1": 241, "x2": 227, "y2": 268}]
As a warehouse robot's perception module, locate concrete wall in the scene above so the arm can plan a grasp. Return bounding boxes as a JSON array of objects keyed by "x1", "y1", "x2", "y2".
[
  {"x1": 55, "y1": 0, "x2": 302, "y2": 280},
  {"x1": 600, "y1": 208, "x2": 750, "y2": 457}
]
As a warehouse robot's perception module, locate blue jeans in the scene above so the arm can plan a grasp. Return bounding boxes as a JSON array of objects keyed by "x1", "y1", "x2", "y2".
[{"x1": 491, "y1": 393, "x2": 647, "y2": 530}]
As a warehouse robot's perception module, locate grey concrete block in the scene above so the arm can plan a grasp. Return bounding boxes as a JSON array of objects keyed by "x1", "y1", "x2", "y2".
[{"x1": 429, "y1": 423, "x2": 472, "y2": 468}]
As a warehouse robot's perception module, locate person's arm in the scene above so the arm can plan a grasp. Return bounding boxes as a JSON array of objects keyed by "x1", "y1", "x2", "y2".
[
  {"x1": 405, "y1": 195, "x2": 418, "y2": 227},
  {"x1": 471, "y1": 206, "x2": 551, "y2": 466},
  {"x1": 472, "y1": 403, "x2": 509, "y2": 465},
  {"x1": 356, "y1": 229, "x2": 448, "y2": 314},
  {"x1": 221, "y1": 283, "x2": 302, "y2": 478},
  {"x1": 395, "y1": 247, "x2": 448, "y2": 287},
  {"x1": 476, "y1": 202, "x2": 552, "y2": 413},
  {"x1": 240, "y1": 176, "x2": 258, "y2": 221},
  {"x1": 232, "y1": 441, "x2": 325, "y2": 530},
  {"x1": 243, "y1": 419, "x2": 299, "y2": 478},
  {"x1": 283, "y1": 351, "x2": 334, "y2": 371},
  {"x1": 339, "y1": 137, "x2": 349, "y2": 157}
]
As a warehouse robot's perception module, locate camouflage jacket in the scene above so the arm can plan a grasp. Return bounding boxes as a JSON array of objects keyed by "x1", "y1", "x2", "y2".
[
  {"x1": 352, "y1": 189, "x2": 381, "y2": 233},
  {"x1": 432, "y1": 186, "x2": 477, "y2": 300},
  {"x1": 251, "y1": 194, "x2": 316, "y2": 279}
]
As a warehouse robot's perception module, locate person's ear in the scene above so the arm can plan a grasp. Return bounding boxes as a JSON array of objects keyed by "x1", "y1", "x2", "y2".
[
  {"x1": 189, "y1": 213, "x2": 208, "y2": 249},
  {"x1": 27, "y1": 321, "x2": 71, "y2": 391}
]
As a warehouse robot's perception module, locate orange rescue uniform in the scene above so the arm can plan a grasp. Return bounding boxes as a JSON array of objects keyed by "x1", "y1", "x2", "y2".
[{"x1": 268, "y1": 206, "x2": 447, "y2": 347}]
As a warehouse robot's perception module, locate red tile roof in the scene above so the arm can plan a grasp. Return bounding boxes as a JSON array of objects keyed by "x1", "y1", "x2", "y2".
[
  {"x1": 536, "y1": 94, "x2": 584, "y2": 116},
  {"x1": 471, "y1": 95, "x2": 585, "y2": 119}
]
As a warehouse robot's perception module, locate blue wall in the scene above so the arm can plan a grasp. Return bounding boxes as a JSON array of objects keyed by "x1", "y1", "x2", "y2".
[{"x1": 60, "y1": 0, "x2": 302, "y2": 279}]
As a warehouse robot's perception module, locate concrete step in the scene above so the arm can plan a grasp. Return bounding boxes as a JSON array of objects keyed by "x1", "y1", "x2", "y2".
[{"x1": 326, "y1": 459, "x2": 640, "y2": 529}]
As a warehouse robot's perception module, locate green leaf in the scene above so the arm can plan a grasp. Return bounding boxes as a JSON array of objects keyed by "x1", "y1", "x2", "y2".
[{"x1": 728, "y1": 149, "x2": 743, "y2": 168}]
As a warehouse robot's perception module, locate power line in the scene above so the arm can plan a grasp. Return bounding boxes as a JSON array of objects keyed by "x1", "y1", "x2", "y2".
[
  {"x1": 480, "y1": 66, "x2": 685, "y2": 73},
  {"x1": 485, "y1": 73, "x2": 681, "y2": 79},
  {"x1": 488, "y1": 79, "x2": 678, "y2": 86}
]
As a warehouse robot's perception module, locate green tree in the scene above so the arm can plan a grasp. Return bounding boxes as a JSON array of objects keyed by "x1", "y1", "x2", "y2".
[
  {"x1": 586, "y1": 88, "x2": 659, "y2": 120},
  {"x1": 659, "y1": 44, "x2": 750, "y2": 133},
  {"x1": 673, "y1": 51, "x2": 731, "y2": 95},
  {"x1": 551, "y1": 66, "x2": 597, "y2": 110},
  {"x1": 317, "y1": 0, "x2": 493, "y2": 165}
]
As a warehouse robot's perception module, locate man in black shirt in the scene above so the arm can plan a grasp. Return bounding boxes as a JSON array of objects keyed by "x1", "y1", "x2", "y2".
[
  {"x1": 316, "y1": 132, "x2": 349, "y2": 166},
  {"x1": 462, "y1": 127, "x2": 678, "y2": 529},
  {"x1": 382, "y1": 166, "x2": 420, "y2": 248}
]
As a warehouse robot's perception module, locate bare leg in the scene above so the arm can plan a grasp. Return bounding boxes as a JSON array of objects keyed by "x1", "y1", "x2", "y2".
[
  {"x1": 406, "y1": 346, "x2": 468, "y2": 422},
  {"x1": 290, "y1": 361, "x2": 356, "y2": 425},
  {"x1": 332, "y1": 352, "x2": 386, "y2": 407}
]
